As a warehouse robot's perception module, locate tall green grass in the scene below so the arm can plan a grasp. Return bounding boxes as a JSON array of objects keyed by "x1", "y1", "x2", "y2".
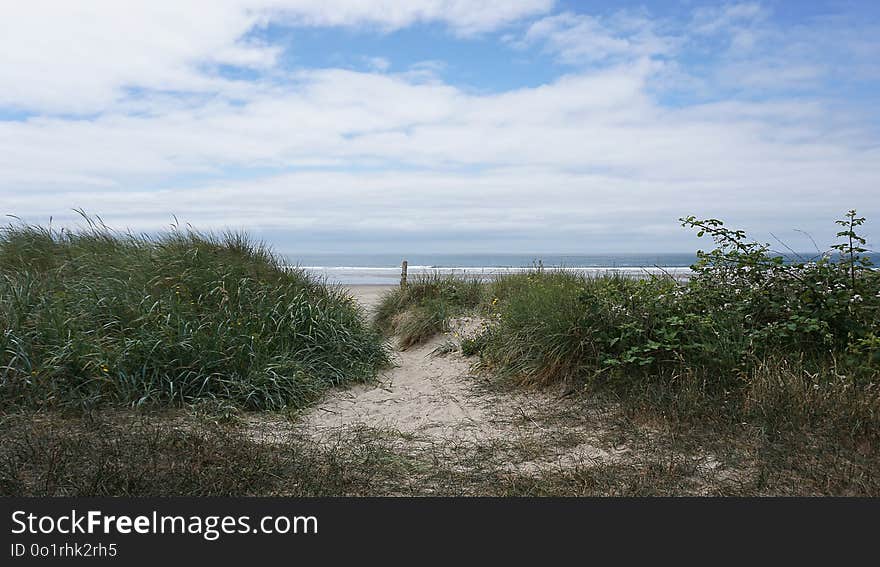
[
  {"x1": 374, "y1": 272, "x2": 484, "y2": 348},
  {"x1": 480, "y1": 272, "x2": 679, "y2": 385},
  {"x1": 0, "y1": 219, "x2": 389, "y2": 410}
]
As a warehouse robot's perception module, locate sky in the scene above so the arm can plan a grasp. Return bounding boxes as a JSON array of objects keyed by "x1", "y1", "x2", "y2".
[{"x1": 1, "y1": 0, "x2": 879, "y2": 254}]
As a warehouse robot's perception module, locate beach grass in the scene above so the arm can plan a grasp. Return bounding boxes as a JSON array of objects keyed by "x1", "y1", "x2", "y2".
[
  {"x1": 373, "y1": 272, "x2": 484, "y2": 348},
  {"x1": 0, "y1": 217, "x2": 389, "y2": 410}
]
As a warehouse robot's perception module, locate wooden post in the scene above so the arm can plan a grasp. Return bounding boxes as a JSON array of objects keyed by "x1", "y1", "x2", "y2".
[{"x1": 400, "y1": 259, "x2": 408, "y2": 288}]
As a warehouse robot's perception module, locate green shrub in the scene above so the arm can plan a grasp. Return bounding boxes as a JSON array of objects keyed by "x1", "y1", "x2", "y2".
[
  {"x1": 681, "y1": 210, "x2": 879, "y2": 360},
  {"x1": 460, "y1": 333, "x2": 488, "y2": 357},
  {"x1": 475, "y1": 212, "x2": 879, "y2": 438},
  {"x1": 0, "y1": 219, "x2": 389, "y2": 410}
]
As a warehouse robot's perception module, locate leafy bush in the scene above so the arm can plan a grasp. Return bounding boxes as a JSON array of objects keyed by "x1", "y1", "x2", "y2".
[
  {"x1": 682, "y1": 210, "x2": 879, "y2": 363},
  {"x1": 0, "y1": 218, "x2": 389, "y2": 410},
  {"x1": 475, "y1": 212, "x2": 879, "y2": 438}
]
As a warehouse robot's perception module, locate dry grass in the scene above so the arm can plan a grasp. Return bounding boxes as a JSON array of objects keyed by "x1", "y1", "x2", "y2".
[{"x1": 4, "y1": 391, "x2": 876, "y2": 496}]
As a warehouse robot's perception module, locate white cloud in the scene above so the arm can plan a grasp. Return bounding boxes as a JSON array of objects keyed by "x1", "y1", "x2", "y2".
[
  {"x1": 363, "y1": 56, "x2": 391, "y2": 72},
  {"x1": 691, "y1": 2, "x2": 766, "y2": 36},
  {"x1": 518, "y1": 11, "x2": 675, "y2": 64},
  {"x1": 0, "y1": 0, "x2": 552, "y2": 113},
  {"x1": 267, "y1": 0, "x2": 554, "y2": 34},
  {"x1": 2, "y1": 1, "x2": 879, "y2": 251},
  {"x1": 688, "y1": 3, "x2": 774, "y2": 62},
  {"x1": 2, "y1": 61, "x2": 878, "y2": 250},
  {"x1": 716, "y1": 61, "x2": 825, "y2": 90}
]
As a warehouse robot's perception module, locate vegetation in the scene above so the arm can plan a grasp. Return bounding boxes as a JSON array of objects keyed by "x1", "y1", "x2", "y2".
[
  {"x1": 471, "y1": 211, "x2": 879, "y2": 443},
  {"x1": 3, "y1": 211, "x2": 876, "y2": 496},
  {"x1": 0, "y1": 217, "x2": 389, "y2": 410},
  {"x1": 374, "y1": 272, "x2": 483, "y2": 348},
  {"x1": 369, "y1": 211, "x2": 878, "y2": 492},
  {"x1": 5, "y1": 401, "x2": 876, "y2": 496},
  {"x1": 4, "y1": 409, "x2": 705, "y2": 497}
]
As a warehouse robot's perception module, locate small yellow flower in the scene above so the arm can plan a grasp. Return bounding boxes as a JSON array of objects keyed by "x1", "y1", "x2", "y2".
[{"x1": 100, "y1": 365, "x2": 109, "y2": 373}]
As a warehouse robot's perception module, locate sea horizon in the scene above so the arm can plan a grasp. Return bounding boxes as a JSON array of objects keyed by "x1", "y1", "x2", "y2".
[
  {"x1": 283, "y1": 251, "x2": 876, "y2": 285},
  {"x1": 284, "y1": 252, "x2": 691, "y2": 284}
]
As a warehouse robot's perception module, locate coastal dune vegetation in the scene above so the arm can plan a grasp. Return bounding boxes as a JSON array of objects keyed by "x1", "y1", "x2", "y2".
[
  {"x1": 478, "y1": 212, "x2": 878, "y2": 422},
  {"x1": 375, "y1": 211, "x2": 879, "y2": 488},
  {"x1": 379, "y1": 212, "x2": 878, "y2": 412},
  {"x1": 2, "y1": 211, "x2": 877, "y2": 496},
  {"x1": 373, "y1": 272, "x2": 483, "y2": 348},
  {"x1": 0, "y1": 215, "x2": 389, "y2": 411}
]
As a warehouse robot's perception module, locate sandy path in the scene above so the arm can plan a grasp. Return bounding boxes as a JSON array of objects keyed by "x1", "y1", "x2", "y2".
[
  {"x1": 344, "y1": 285, "x2": 392, "y2": 313},
  {"x1": 303, "y1": 287, "x2": 614, "y2": 456},
  {"x1": 304, "y1": 286, "x2": 493, "y2": 439},
  {"x1": 306, "y1": 340, "x2": 485, "y2": 437},
  {"x1": 246, "y1": 286, "x2": 742, "y2": 492}
]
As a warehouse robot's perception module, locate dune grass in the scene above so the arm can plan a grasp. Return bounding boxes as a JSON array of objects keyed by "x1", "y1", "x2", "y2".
[
  {"x1": 471, "y1": 212, "x2": 880, "y2": 447},
  {"x1": 0, "y1": 218, "x2": 389, "y2": 410},
  {"x1": 373, "y1": 272, "x2": 484, "y2": 348}
]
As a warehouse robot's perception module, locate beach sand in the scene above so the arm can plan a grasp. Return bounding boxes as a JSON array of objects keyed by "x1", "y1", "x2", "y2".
[
  {"x1": 242, "y1": 286, "x2": 739, "y2": 493},
  {"x1": 295, "y1": 287, "x2": 629, "y2": 473},
  {"x1": 344, "y1": 284, "x2": 394, "y2": 313},
  {"x1": 311, "y1": 281, "x2": 490, "y2": 439}
]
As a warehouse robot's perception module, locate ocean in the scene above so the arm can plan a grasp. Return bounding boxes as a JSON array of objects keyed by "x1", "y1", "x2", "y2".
[{"x1": 285, "y1": 253, "x2": 700, "y2": 285}]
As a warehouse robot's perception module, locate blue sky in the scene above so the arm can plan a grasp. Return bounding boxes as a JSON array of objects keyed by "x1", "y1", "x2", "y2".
[{"x1": 1, "y1": 1, "x2": 878, "y2": 253}]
